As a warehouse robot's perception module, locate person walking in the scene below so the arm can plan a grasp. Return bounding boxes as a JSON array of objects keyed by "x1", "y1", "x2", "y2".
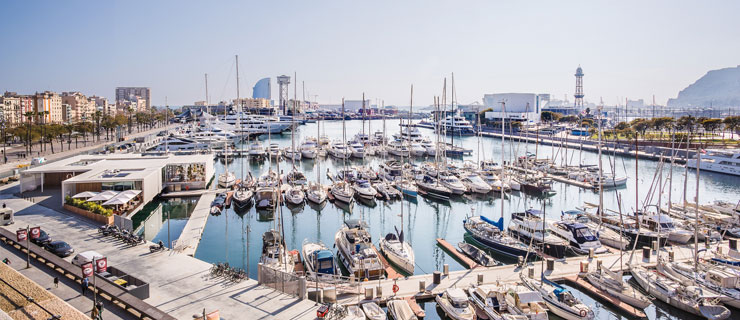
[
  {"x1": 81, "y1": 277, "x2": 89, "y2": 295},
  {"x1": 95, "y1": 301, "x2": 104, "y2": 320},
  {"x1": 53, "y1": 276, "x2": 59, "y2": 288},
  {"x1": 2, "y1": 257, "x2": 10, "y2": 265}
]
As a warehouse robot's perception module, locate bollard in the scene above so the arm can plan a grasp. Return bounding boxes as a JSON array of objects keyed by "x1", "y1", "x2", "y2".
[
  {"x1": 419, "y1": 280, "x2": 426, "y2": 292},
  {"x1": 705, "y1": 236, "x2": 710, "y2": 249},
  {"x1": 528, "y1": 266, "x2": 535, "y2": 279},
  {"x1": 299, "y1": 276, "x2": 307, "y2": 300},
  {"x1": 579, "y1": 261, "x2": 589, "y2": 274},
  {"x1": 257, "y1": 263, "x2": 263, "y2": 284},
  {"x1": 546, "y1": 259, "x2": 554, "y2": 271},
  {"x1": 477, "y1": 274, "x2": 484, "y2": 285},
  {"x1": 443, "y1": 264, "x2": 449, "y2": 276},
  {"x1": 717, "y1": 247, "x2": 723, "y2": 255},
  {"x1": 730, "y1": 238, "x2": 737, "y2": 251},
  {"x1": 323, "y1": 287, "x2": 337, "y2": 303},
  {"x1": 596, "y1": 259, "x2": 602, "y2": 271},
  {"x1": 642, "y1": 246, "x2": 651, "y2": 260},
  {"x1": 668, "y1": 250, "x2": 675, "y2": 262},
  {"x1": 588, "y1": 248, "x2": 594, "y2": 259},
  {"x1": 433, "y1": 271, "x2": 441, "y2": 284},
  {"x1": 376, "y1": 286, "x2": 383, "y2": 298},
  {"x1": 652, "y1": 240, "x2": 658, "y2": 252},
  {"x1": 518, "y1": 256, "x2": 524, "y2": 266},
  {"x1": 365, "y1": 287, "x2": 374, "y2": 300}
]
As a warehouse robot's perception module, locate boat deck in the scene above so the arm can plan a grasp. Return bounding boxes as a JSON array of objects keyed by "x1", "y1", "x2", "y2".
[
  {"x1": 436, "y1": 238, "x2": 481, "y2": 269},
  {"x1": 563, "y1": 274, "x2": 646, "y2": 318},
  {"x1": 372, "y1": 244, "x2": 403, "y2": 279}
]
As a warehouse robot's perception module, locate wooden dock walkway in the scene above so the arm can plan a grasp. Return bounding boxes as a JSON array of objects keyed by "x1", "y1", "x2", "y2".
[
  {"x1": 563, "y1": 275, "x2": 646, "y2": 318},
  {"x1": 403, "y1": 297, "x2": 426, "y2": 318},
  {"x1": 176, "y1": 192, "x2": 216, "y2": 256},
  {"x1": 372, "y1": 245, "x2": 403, "y2": 279},
  {"x1": 436, "y1": 238, "x2": 481, "y2": 269}
]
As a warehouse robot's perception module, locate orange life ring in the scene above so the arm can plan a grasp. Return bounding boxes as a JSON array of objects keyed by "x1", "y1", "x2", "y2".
[
  {"x1": 580, "y1": 310, "x2": 587, "y2": 317},
  {"x1": 392, "y1": 284, "x2": 399, "y2": 293}
]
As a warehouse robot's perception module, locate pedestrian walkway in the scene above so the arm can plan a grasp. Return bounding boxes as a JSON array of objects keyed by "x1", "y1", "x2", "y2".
[
  {"x1": 0, "y1": 195, "x2": 318, "y2": 320},
  {"x1": 0, "y1": 124, "x2": 177, "y2": 175},
  {"x1": 0, "y1": 244, "x2": 132, "y2": 319}
]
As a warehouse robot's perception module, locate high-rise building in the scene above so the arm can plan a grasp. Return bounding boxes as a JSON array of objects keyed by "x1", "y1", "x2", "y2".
[
  {"x1": 252, "y1": 77, "x2": 271, "y2": 100},
  {"x1": 115, "y1": 87, "x2": 151, "y2": 109},
  {"x1": 1, "y1": 92, "x2": 34, "y2": 125}
]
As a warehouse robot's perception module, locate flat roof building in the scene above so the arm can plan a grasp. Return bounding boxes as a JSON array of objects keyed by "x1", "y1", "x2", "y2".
[{"x1": 21, "y1": 154, "x2": 214, "y2": 207}]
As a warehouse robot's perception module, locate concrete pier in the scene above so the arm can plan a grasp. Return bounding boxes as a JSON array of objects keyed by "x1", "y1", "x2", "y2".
[
  {"x1": 175, "y1": 192, "x2": 216, "y2": 256},
  {"x1": 0, "y1": 196, "x2": 318, "y2": 319}
]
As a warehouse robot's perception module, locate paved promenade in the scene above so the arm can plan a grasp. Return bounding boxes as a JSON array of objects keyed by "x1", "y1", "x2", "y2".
[{"x1": 0, "y1": 195, "x2": 318, "y2": 320}]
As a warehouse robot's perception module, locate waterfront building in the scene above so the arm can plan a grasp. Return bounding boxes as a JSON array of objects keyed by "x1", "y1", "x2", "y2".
[
  {"x1": 33, "y1": 91, "x2": 64, "y2": 123},
  {"x1": 62, "y1": 91, "x2": 96, "y2": 122},
  {"x1": 116, "y1": 87, "x2": 151, "y2": 110},
  {"x1": 20, "y1": 154, "x2": 214, "y2": 207},
  {"x1": 252, "y1": 77, "x2": 271, "y2": 100},
  {"x1": 483, "y1": 93, "x2": 543, "y2": 123},
  {"x1": 0, "y1": 93, "x2": 22, "y2": 125}
]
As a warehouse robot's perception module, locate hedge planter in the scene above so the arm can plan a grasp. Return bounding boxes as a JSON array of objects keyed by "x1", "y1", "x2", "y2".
[{"x1": 63, "y1": 204, "x2": 114, "y2": 225}]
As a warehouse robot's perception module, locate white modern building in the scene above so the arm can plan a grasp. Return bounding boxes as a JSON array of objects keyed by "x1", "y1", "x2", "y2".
[
  {"x1": 20, "y1": 154, "x2": 214, "y2": 206},
  {"x1": 483, "y1": 93, "x2": 544, "y2": 123}
]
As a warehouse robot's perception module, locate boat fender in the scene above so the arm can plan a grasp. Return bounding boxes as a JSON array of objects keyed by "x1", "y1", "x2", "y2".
[{"x1": 580, "y1": 310, "x2": 587, "y2": 317}]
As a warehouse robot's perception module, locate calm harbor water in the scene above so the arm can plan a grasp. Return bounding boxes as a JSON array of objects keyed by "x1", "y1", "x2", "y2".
[{"x1": 184, "y1": 120, "x2": 738, "y2": 320}]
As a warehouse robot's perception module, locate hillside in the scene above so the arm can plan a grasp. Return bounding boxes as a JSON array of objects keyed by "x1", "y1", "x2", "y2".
[{"x1": 667, "y1": 65, "x2": 740, "y2": 108}]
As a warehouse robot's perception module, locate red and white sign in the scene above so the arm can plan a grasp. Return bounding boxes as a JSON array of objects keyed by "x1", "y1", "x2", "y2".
[
  {"x1": 95, "y1": 257, "x2": 108, "y2": 273},
  {"x1": 30, "y1": 227, "x2": 41, "y2": 239},
  {"x1": 81, "y1": 262, "x2": 94, "y2": 278},
  {"x1": 16, "y1": 229, "x2": 27, "y2": 242}
]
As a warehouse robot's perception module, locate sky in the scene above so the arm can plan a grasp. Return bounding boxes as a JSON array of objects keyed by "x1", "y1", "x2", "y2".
[{"x1": 1, "y1": 1, "x2": 739, "y2": 107}]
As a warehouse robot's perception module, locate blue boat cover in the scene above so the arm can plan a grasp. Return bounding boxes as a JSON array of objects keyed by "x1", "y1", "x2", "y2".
[{"x1": 480, "y1": 215, "x2": 504, "y2": 231}]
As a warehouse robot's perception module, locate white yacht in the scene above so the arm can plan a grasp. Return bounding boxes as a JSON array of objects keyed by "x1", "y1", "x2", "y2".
[
  {"x1": 299, "y1": 139, "x2": 318, "y2": 159},
  {"x1": 548, "y1": 219, "x2": 609, "y2": 255},
  {"x1": 352, "y1": 180, "x2": 377, "y2": 200},
  {"x1": 379, "y1": 161, "x2": 404, "y2": 182},
  {"x1": 218, "y1": 171, "x2": 236, "y2": 188},
  {"x1": 348, "y1": 141, "x2": 365, "y2": 159},
  {"x1": 219, "y1": 113, "x2": 293, "y2": 134},
  {"x1": 437, "y1": 115, "x2": 475, "y2": 135},
  {"x1": 260, "y1": 230, "x2": 294, "y2": 273},
  {"x1": 328, "y1": 141, "x2": 351, "y2": 159},
  {"x1": 151, "y1": 137, "x2": 209, "y2": 152},
  {"x1": 687, "y1": 149, "x2": 740, "y2": 176},
  {"x1": 393, "y1": 127, "x2": 424, "y2": 141},
  {"x1": 435, "y1": 288, "x2": 475, "y2": 320},
  {"x1": 386, "y1": 140, "x2": 409, "y2": 157},
  {"x1": 460, "y1": 173, "x2": 492, "y2": 194},
  {"x1": 408, "y1": 142, "x2": 426, "y2": 157},
  {"x1": 379, "y1": 230, "x2": 414, "y2": 274},
  {"x1": 247, "y1": 141, "x2": 266, "y2": 157},
  {"x1": 438, "y1": 171, "x2": 466, "y2": 195},
  {"x1": 334, "y1": 220, "x2": 384, "y2": 279}
]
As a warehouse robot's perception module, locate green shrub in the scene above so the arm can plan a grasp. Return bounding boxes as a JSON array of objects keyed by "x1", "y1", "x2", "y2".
[{"x1": 65, "y1": 196, "x2": 114, "y2": 216}]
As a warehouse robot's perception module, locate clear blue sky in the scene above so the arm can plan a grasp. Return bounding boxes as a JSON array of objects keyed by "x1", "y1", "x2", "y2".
[{"x1": 1, "y1": 1, "x2": 738, "y2": 107}]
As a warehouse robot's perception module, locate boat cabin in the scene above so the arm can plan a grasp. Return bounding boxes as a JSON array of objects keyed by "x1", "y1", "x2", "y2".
[{"x1": 445, "y1": 288, "x2": 470, "y2": 309}]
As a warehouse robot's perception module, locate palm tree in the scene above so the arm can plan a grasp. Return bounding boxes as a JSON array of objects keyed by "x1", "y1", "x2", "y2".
[{"x1": 24, "y1": 111, "x2": 35, "y2": 155}]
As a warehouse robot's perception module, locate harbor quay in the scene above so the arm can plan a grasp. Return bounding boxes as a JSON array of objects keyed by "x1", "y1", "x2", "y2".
[{"x1": 0, "y1": 196, "x2": 319, "y2": 320}]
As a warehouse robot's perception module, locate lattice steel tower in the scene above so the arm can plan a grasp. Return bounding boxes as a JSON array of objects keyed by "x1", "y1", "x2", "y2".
[
  {"x1": 277, "y1": 75, "x2": 291, "y2": 115},
  {"x1": 574, "y1": 65, "x2": 584, "y2": 108}
]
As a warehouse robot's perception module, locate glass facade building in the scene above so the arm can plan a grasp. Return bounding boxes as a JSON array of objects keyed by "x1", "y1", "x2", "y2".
[{"x1": 252, "y1": 77, "x2": 271, "y2": 100}]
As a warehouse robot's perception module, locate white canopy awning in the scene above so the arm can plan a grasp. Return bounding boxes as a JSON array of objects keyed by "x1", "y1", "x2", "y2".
[
  {"x1": 72, "y1": 191, "x2": 99, "y2": 199},
  {"x1": 87, "y1": 191, "x2": 119, "y2": 202},
  {"x1": 102, "y1": 190, "x2": 141, "y2": 206}
]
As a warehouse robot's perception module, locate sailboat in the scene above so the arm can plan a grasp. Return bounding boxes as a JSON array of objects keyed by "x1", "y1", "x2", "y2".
[
  {"x1": 306, "y1": 117, "x2": 327, "y2": 204},
  {"x1": 232, "y1": 79, "x2": 253, "y2": 210},
  {"x1": 283, "y1": 75, "x2": 305, "y2": 207},
  {"x1": 218, "y1": 55, "x2": 239, "y2": 188},
  {"x1": 379, "y1": 203, "x2": 415, "y2": 274},
  {"x1": 330, "y1": 99, "x2": 355, "y2": 203}
]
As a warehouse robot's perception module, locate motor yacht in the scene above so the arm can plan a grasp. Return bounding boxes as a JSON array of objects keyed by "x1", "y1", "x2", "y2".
[
  {"x1": 301, "y1": 240, "x2": 337, "y2": 276},
  {"x1": 379, "y1": 161, "x2": 404, "y2": 182},
  {"x1": 328, "y1": 141, "x2": 351, "y2": 159},
  {"x1": 260, "y1": 230, "x2": 294, "y2": 273},
  {"x1": 467, "y1": 285, "x2": 530, "y2": 320},
  {"x1": 435, "y1": 288, "x2": 475, "y2": 320},
  {"x1": 638, "y1": 213, "x2": 693, "y2": 244},
  {"x1": 686, "y1": 149, "x2": 740, "y2": 176},
  {"x1": 508, "y1": 209, "x2": 568, "y2": 259},
  {"x1": 387, "y1": 140, "x2": 409, "y2": 157},
  {"x1": 151, "y1": 137, "x2": 210, "y2": 152},
  {"x1": 438, "y1": 171, "x2": 466, "y2": 195},
  {"x1": 373, "y1": 181, "x2": 402, "y2": 200},
  {"x1": 408, "y1": 142, "x2": 426, "y2": 157},
  {"x1": 461, "y1": 173, "x2": 492, "y2": 194},
  {"x1": 353, "y1": 180, "x2": 377, "y2": 200},
  {"x1": 299, "y1": 139, "x2": 318, "y2": 159},
  {"x1": 348, "y1": 141, "x2": 365, "y2": 159},
  {"x1": 254, "y1": 187, "x2": 277, "y2": 210},
  {"x1": 334, "y1": 219, "x2": 384, "y2": 279},
  {"x1": 247, "y1": 141, "x2": 266, "y2": 157},
  {"x1": 437, "y1": 114, "x2": 475, "y2": 136},
  {"x1": 548, "y1": 219, "x2": 609, "y2": 255}
]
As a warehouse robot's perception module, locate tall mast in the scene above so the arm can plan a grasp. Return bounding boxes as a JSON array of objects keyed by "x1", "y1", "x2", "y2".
[
  {"x1": 693, "y1": 147, "x2": 701, "y2": 271},
  {"x1": 451, "y1": 73, "x2": 455, "y2": 147},
  {"x1": 205, "y1": 73, "x2": 209, "y2": 115},
  {"x1": 500, "y1": 101, "x2": 506, "y2": 221},
  {"x1": 292, "y1": 72, "x2": 297, "y2": 170},
  {"x1": 362, "y1": 93, "x2": 365, "y2": 138},
  {"x1": 597, "y1": 103, "x2": 603, "y2": 225}
]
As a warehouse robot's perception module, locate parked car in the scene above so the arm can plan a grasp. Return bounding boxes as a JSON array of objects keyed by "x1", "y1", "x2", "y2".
[
  {"x1": 72, "y1": 251, "x2": 105, "y2": 270},
  {"x1": 31, "y1": 157, "x2": 46, "y2": 165},
  {"x1": 30, "y1": 229, "x2": 51, "y2": 245},
  {"x1": 43, "y1": 241, "x2": 74, "y2": 257}
]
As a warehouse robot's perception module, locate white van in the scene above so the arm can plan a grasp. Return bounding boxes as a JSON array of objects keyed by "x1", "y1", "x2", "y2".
[
  {"x1": 71, "y1": 251, "x2": 105, "y2": 270},
  {"x1": 0, "y1": 208, "x2": 13, "y2": 225}
]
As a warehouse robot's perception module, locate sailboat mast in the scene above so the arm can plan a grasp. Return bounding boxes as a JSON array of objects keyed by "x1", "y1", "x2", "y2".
[
  {"x1": 500, "y1": 101, "x2": 506, "y2": 220},
  {"x1": 292, "y1": 72, "x2": 297, "y2": 170},
  {"x1": 205, "y1": 73, "x2": 209, "y2": 114},
  {"x1": 694, "y1": 147, "x2": 701, "y2": 271},
  {"x1": 362, "y1": 93, "x2": 365, "y2": 138},
  {"x1": 451, "y1": 73, "x2": 455, "y2": 147},
  {"x1": 597, "y1": 103, "x2": 603, "y2": 224}
]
